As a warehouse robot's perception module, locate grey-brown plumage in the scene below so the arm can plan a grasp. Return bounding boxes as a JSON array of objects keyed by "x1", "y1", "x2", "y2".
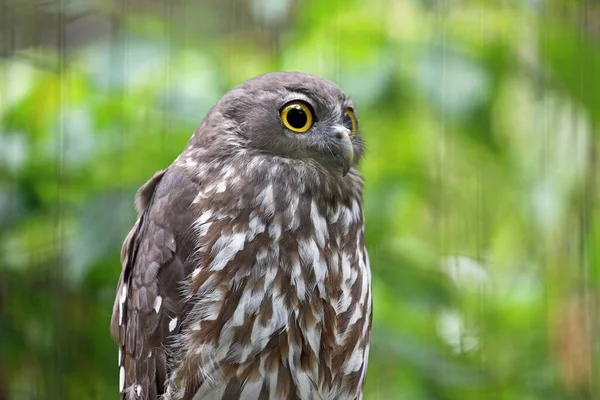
[{"x1": 111, "y1": 72, "x2": 371, "y2": 400}]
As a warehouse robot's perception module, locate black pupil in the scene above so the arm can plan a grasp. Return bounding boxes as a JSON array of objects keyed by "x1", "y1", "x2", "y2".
[
  {"x1": 287, "y1": 106, "x2": 308, "y2": 129},
  {"x1": 343, "y1": 113, "x2": 353, "y2": 131}
]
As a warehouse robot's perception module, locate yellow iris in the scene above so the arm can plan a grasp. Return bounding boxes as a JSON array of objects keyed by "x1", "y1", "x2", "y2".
[
  {"x1": 280, "y1": 101, "x2": 313, "y2": 133},
  {"x1": 345, "y1": 108, "x2": 358, "y2": 137}
]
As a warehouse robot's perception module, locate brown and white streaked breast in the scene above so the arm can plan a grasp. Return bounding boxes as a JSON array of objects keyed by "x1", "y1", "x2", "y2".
[{"x1": 160, "y1": 154, "x2": 371, "y2": 400}]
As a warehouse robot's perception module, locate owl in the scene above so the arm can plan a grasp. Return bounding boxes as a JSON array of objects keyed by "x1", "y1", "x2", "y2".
[{"x1": 111, "y1": 72, "x2": 371, "y2": 400}]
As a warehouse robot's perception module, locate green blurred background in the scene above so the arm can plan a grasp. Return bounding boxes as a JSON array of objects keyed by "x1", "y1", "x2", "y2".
[{"x1": 1, "y1": 0, "x2": 600, "y2": 398}]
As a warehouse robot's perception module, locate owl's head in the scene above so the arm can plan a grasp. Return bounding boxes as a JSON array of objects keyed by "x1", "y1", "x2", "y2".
[{"x1": 204, "y1": 72, "x2": 364, "y2": 177}]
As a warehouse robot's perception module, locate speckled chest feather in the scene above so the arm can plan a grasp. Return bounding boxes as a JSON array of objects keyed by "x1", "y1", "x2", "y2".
[{"x1": 161, "y1": 154, "x2": 371, "y2": 400}]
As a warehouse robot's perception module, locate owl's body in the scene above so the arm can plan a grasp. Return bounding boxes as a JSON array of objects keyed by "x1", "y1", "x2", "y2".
[{"x1": 111, "y1": 72, "x2": 371, "y2": 400}]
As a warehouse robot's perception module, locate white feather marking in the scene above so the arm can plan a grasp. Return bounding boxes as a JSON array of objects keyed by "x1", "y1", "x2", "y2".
[
  {"x1": 256, "y1": 246, "x2": 269, "y2": 261},
  {"x1": 197, "y1": 221, "x2": 212, "y2": 237},
  {"x1": 190, "y1": 321, "x2": 201, "y2": 331},
  {"x1": 290, "y1": 258, "x2": 306, "y2": 300},
  {"x1": 348, "y1": 303, "x2": 364, "y2": 327},
  {"x1": 194, "y1": 293, "x2": 221, "y2": 321},
  {"x1": 359, "y1": 264, "x2": 369, "y2": 303},
  {"x1": 359, "y1": 343, "x2": 371, "y2": 385},
  {"x1": 183, "y1": 156, "x2": 197, "y2": 169},
  {"x1": 305, "y1": 324, "x2": 321, "y2": 357},
  {"x1": 294, "y1": 370, "x2": 314, "y2": 399},
  {"x1": 335, "y1": 322, "x2": 351, "y2": 345},
  {"x1": 310, "y1": 200, "x2": 329, "y2": 248},
  {"x1": 248, "y1": 212, "x2": 266, "y2": 240},
  {"x1": 339, "y1": 206, "x2": 352, "y2": 235},
  {"x1": 136, "y1": 384, "x2": 142, "y2": 397},
  {"x1": 258, "y1": 354, "x2": 267, "y2": 375},
  {"x1": 193, "y1": 273, "x2": 215, "y2": 294},
  {"x1": 270, "y1": 163, "x2": 279, "y2": 177},
  {"x1": 216, "y1": 326, "x2": 235, "y2": 361},
  {"x1": 343, "y1": 345, "x2": 364, "y2": 373},
  {"x1": 245, "y1": 298, "x2": 287, "y2": 362},
  {"x1": 118, "y1": 348, "x2": 121, "y2": 366},
  {"x1": 192, "y1": 382, "x2": 227, "y2": 400},
  {"x1": 329, "y1": 203, "x2": 341, "y2": 222},
  {"x1": 209, "y1": 232, "x2": 246, "y2": 271},
  {"x1": 269, "y1": 367, "x2": 279, "y2": 396},
  {"x1": 248, "y1": 157, "x2": 262, "y2": 171},
  {"x1": 268, "y1": 295, "x2": 288, "y2": 333},
  {"x1": 256, "y1": 184, "x2": 275, "y2": 217},
  {"x1": 245, "y1": 287, "x2": 264, "y2": 316},
  {"x1": 298, "y1": 237, "x2": 320, "y2": 268},
  {"x1": 268, "y1": 220, "x2": 282, "y2": 240},
  {"x1": 336, "y1": 289, "x2": 351, "y2": 315},
  {"x1": 239, "y1": 379, "x2": 262, "y2": 400},
  {"x1": 169, "y1": 317, "x2": 178, "y2": 332},
  {"x1": 215, "y1": 181, "x2": 227, "y2": 193},
  {"x1": 119, "y1": 366, "x2": 125, "y2": 392},
  {"x1": 120, "y1": 284, "x2": 128, "y2": 304},
  {"x1": 286, "y1": 195, "x2": 300, "y2": 230},
  {"x1": 222, "y1": 166, "x2": 234, "y2": 180},
  {"x1": 264, "y1": 264, "x2": 277, "y2": 289},
  {"x1": 195, "y1": 210, "x2": 213, "y2": 226},
  {"x1": 298, "y1": 237, "x2": 327, "y2": 297},
  {"x1": 153, "y1": 296, "x2": 162, "y2": 313},
  {"x1": 203, "y1": 183, "x2": 216, "y2": 194},
  {"x1": 231, "y1": 301, "x2": 246, "y2": 327},
  {"x1": 118, "y1": 302, "x2": 123, "y2": 326},
  {"x1": 192, "y1": 191, "x2": 205, "y2": 203},
  {"x1": 351, "y1": 199, "x2": 362, "y2": 222},
  {"x1": 341, "y1": 251, "x2": 352, "y2": 282},
  {"x1": 349, "y1": 267, "x2": 359, "y2": 286}
]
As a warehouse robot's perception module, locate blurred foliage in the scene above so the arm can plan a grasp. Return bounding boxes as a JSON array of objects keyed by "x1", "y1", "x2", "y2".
[{"x1": 1, "y1": 0, "x2": 600, "y2": 399}]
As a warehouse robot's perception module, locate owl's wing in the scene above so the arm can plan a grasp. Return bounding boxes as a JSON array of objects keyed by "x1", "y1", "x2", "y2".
[{"x1": 111, "y1": 168, "x2": 199, "y2": 399}]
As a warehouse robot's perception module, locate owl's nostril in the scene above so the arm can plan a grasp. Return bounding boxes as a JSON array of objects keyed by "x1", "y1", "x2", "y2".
[{"x1": 332, "y1": 125, "x2": 351, "y2": 140}]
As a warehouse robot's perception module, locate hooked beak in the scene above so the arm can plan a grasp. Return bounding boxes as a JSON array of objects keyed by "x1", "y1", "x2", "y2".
[{"x1": 332, "y1": 125, "x2": 354, "y2": 176}]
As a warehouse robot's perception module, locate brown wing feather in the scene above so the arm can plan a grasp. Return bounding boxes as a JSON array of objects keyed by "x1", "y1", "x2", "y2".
[{"x1": 111, "y1": 168, "x2": 199, "y2": 399}]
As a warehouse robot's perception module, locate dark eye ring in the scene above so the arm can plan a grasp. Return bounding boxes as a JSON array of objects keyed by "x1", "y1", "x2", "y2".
[{"x1": 280, "y1": 101, "x2": 314, "y2": 133}]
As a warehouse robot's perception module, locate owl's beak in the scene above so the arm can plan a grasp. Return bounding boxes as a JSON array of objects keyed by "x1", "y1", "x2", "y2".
[{"x1": 332, "y1": 125, "x2": 354, "y2": 176}]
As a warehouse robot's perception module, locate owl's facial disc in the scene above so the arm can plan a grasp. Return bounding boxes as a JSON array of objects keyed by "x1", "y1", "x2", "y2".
[{"x1": 218, "y1": 73, "x2": 363, "y2": 176}]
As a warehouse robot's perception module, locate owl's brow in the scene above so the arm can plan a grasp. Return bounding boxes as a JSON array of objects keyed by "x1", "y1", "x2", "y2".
[
  {"x1": 281, "y1": 89, "x2": 314, "y2": 104},
  {"x1": 282, "y1": 86, "x2": 312, "y2": 96}
]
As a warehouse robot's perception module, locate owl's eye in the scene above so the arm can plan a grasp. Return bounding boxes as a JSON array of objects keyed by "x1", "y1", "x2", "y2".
[
  {"x1": 280, "y1": 101, "x2": 314, "y2": 133},
  {"x1": 343, "y1": 108, "x2": 358, "y2": 137}
]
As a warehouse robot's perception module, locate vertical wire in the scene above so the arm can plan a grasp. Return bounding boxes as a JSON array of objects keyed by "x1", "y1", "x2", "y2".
[
  {"x1": 475, "y1": 0, "x2": 485, "y2": 378},
  {"x1": 375, "y1": 1, "x2": 385, "y2": 399},
  {"x1": 123, "y1": 0, "x2": 130, "y2": 179},
  {"x1": 333, "y1": 0, "x2": 340, "y2": 83},
  {"x1": 576, "y1": 0, "x2": 585, "y2": 308},
  {"x1": 537, "y1": 1, "x2": 551, "y2": 391},
  {"x1": 588, "y1": 8, "x2": 599, "y2": 393},
  {"x1": 577, "y1": 0, "x2": 597, "y2": 395},
  {"x1": 53, "y1": 0, "x2": 67, "y2": 397},
  {"x1": 0, "y1": 0, "x2": 11, "y2": 396},
  {"x1": 434, "y1": 0, "x2": 448, "y2": 385},
  {"x1": 114, "y1": 3, "x2": 125, "y2": 194},
  {"x1": 163, "y1": 0, "x2": 172, "y2": 151},
  {"x1": 576, "y1": 3, "x2": 589, "y2": 395},
  {"x1": 229, "y1": 0, "x2": 237, "y2": 84}
]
